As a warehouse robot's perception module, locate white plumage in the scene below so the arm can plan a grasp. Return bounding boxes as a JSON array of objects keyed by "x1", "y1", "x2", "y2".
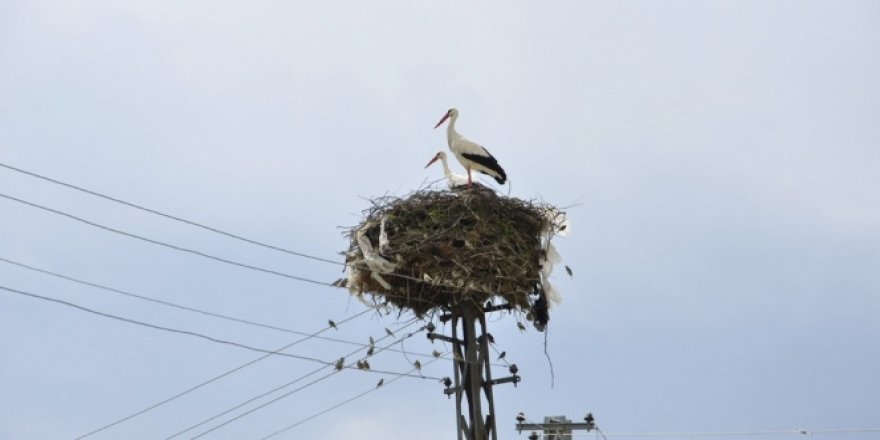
[
  {"x1": 425, "y1": 151, "x2": 469, "y2": 188},
  {"x1": 434, "y1": 108, "x2": 507, "y2": 188}
]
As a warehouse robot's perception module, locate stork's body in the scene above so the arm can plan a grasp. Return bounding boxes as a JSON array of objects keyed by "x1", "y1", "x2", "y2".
[
  {"x1": 434, "y1": 108, "x2": 507, "y2": 188},
  {"x1": 425, "y1": 151, "x2": 469, "y2": 188}
]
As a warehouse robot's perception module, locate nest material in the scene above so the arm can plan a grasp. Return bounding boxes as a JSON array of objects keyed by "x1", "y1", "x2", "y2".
[{"x1": 342, "y1": 185, "x2": 565, "y2": 319}]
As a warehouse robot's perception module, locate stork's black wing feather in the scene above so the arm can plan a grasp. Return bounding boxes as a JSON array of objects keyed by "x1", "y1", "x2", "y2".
[{"x1": 461, "y1": 151, "x2": 507, "y2": 184}]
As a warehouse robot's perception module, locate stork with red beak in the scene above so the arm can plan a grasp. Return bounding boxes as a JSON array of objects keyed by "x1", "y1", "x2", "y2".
[
  {"x1": 425, "y1": 151, "x2": 469, "y2": 188},
  {"x1": 434, "y1": 108, "x2": 507, "y2": 188}
]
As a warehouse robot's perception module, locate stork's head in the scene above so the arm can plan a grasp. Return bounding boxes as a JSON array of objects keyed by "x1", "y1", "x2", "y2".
[
  {"x1": 433, "y1": 108, "x2": 459, "y2": 129},
  {"x1": 424, "y1": 151, "x2": 446, "y2": 168}
]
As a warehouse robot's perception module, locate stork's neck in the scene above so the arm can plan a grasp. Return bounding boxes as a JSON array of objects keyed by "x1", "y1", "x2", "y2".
[
  {"x1": 440, "y1": 155, "x2": 453, "y2": 178},
  {"x1": 446, "y1": 113, "x2": 461, "y2": 143}
]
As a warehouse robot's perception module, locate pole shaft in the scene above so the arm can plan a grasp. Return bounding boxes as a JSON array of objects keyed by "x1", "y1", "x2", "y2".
[{"x1": 462, "y1": 305, "x2": 485, "y2": 440}]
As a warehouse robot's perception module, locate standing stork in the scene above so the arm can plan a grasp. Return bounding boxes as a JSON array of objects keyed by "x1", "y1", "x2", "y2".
[
  {"x1": 434, "y1": 108, "x2": 507, "y2": 188},
  {"x1": 425, "y1": 151, "x2": 469, "y2": 188}
]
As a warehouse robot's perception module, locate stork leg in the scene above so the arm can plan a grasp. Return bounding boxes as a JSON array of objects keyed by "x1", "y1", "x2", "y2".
[{"x1": 467, "y1": 169, "x2": 473, "y2": 189}]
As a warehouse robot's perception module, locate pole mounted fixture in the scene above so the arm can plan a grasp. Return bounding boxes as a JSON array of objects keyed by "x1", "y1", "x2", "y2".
[{"x1": 517, "y1": 413, "x2": 604, "y2": 439}]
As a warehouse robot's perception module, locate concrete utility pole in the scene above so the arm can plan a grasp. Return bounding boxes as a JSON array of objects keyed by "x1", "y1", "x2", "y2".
[
  {"x1": 517, "y1": 413, "x2": 601, "y2": 440},
  {"x1": 428, "y1": 302, "x2": 521, "y2": 440}
]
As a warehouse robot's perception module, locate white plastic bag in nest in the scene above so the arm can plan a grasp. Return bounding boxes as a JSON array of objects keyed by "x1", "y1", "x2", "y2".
[
  {"x1": 355, "y1": 218, "x2": 396, "y2": 289},
  {"x1": 540, "y1": 241, "x2": 563, "y2": 306}
]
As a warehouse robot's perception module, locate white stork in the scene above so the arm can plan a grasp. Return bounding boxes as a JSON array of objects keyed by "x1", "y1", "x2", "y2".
[
  {"x1": 425, "y1": 151, "x2": 469, "y2": 188},
  {"x1": 434, "y1": 108, "x2": 507, "y2": 188}
]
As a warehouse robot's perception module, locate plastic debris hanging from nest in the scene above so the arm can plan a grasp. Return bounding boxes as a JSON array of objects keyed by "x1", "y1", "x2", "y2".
[
  {"x1": 340, "y1": 184, "x2": 569, "y2": 329},
  {"x1": 351, "y1": 217, "x2": 396, "y2": 290},
  {"x1": 530, "y1": 206, "x2": 569, "y2": 331}
]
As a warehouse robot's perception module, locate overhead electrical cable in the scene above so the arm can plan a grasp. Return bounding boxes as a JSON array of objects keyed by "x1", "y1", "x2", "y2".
[
  {"x1": 566, "y1": 428, "x2": 880, "y2": 438},
  {"x1": 176, "y1": 322, "x2": 428, "y2": 439},
  {"x1": 0, "y1": 192, "x2": 333, "y2": 287},
  {"x1": 0, "y1": 167, "x2": 522, "y2": 298},
  {"x1": 0, "y1": 161, "x2": 342, "y2": 265},
  {"x1": 518, "y1": 418, "x2": 880, "y2": 438},
  {"x1": 0, "y1": 284, "x2": 345, "y2": 364},
  {"x1": 27, "y1": 303, "x2": 426, "y2": 439},
  {"x1": 2, "y1": 255, "x2": 505, "y2": 370},
  {"x1": 0, "y1": 256, "x2": 439, "y2": 360},
  {"x1": 0, "y1": 285, "x2": 431, "y2": 391},
  {"x1": 72, "y1": 317, "x2": 371, "y2": 440},
  {"x1": 259, "y1": 356, "x2": 443, "y2": 440},
  {"x1": 0, "y1": 192, "x2": 473, "y2": 303},
  {"x1": 73, "y1": 309, "x2": 373, "y2": 440},
  {"x1": 0, "y1": 256, "x2": 341, "y2": 337}
]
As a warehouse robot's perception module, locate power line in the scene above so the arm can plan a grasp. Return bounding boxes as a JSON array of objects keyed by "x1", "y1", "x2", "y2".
[
  {"x1": 569, "y1": 428, "x2": 880, "y2": 438},
  {"x1": 0, "y1": 256, "x2": 476, "y2": 364},
  {"x1": 0, "y1": 283, "x2": 331, "y2": 364},
  {"x1": 0, "y1": 167, "x2": 519, "y2": 298},
  {"x1": 259, "y1": 356, "x2": 443, "y2": 440},
  {"x1": 0, "y1": 161, "x2": 342, "y2": 266},
  {"x1": 75, "y1": 309, "x2": 372, "y2": 440},
  {"x1": 0, "y1": 256, "x2": 337, "y2": 337},
  {"x1": 187, "y1": 328, "x2": 431, "y2": 440},
  {"x1": 164, "y1": 366, "x2": 331, "y2": 438},
  {"x1": 179, "y1": 322, "x2": 428, "y2": 439},
  {"x1": 1, "y1": 283, "x2": 433, "y2": 384},
  {"x1": 0, "y1": 192, "x2": 334, "y2": 287},
  {"x1": 0, "y1": 192, "x2": 469, "y2": 304},
  {"x1": 519, "y1": 418, "x2": 880, "y2": 438},
  {"x1": 13, "y1": 282, "x2": 444, "y2": 438}
]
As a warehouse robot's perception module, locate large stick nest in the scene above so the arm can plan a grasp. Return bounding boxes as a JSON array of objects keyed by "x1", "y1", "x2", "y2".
[{"x1": 341, "y1": 185, "x2": 566, "y2": 319}]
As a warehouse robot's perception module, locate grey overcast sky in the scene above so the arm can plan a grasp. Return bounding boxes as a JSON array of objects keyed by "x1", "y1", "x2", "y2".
[{"x1": 2, "y1": 1, "x2": 879, "y2": 439}]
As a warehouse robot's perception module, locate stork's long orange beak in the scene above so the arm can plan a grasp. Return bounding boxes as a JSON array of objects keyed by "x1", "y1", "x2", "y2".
[{"x1": 434, "y1": 111, "x2": 450, "y2": 129}]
